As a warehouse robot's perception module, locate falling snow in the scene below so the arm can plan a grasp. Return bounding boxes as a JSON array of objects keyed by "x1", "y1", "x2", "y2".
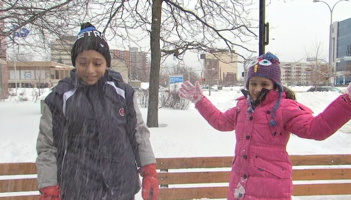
[{"x1": 1, "y1": 86, "x2": 351, "y2": 199}]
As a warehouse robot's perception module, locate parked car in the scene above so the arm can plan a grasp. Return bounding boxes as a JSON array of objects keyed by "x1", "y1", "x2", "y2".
[{"x1": 307, "y1": 86, "x2": 343, "y2": 93}]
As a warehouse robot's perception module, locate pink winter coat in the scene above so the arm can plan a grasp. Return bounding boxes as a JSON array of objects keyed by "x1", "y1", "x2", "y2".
[{"x1": 195, "y1": 90, "x2": 351, "y2": 200}]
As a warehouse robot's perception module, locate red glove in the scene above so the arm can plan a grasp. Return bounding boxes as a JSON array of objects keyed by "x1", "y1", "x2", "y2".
[
  {"x1": 39, "y1": 185, "x2": 61, "y2": 200},
  {"x1": 140, "y1": 164, "x2": 159, "y2": 200}
]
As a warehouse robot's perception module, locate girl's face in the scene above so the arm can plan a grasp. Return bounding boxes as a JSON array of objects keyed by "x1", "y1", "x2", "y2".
[
  {"x1": 248, "y1": 76, "x2": 274, "y2": 100},
  {"x1": 75, "y1": 50, "x2": 107, "y2": 85}
]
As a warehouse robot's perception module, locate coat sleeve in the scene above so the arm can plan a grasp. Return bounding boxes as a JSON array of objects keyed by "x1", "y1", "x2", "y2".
[
  {"x1": 195, "y1": 96, "x2": 237, "y2": 131},
  {"x1": 133, "y1": 93, "x2": 156, "y2": 167},
  {"x1": 36, "y1": 102, "x2": 58, "y2": 189},
  {"x1": 284, "y1": 94, "x2": 351, "y2": 140}
]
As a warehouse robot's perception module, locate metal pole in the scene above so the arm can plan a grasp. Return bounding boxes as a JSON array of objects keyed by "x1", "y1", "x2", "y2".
[
  {"x1": 259, "y1": 0, "x2": 265, "y2": 56},
  {"x1": 327, "y1": 4, "x2": 332, "y2": 86}
]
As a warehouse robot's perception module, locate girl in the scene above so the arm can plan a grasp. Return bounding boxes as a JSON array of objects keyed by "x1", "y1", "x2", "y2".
[
  {"x1": 179, "y1": 52, "x2": 351, "y2": 200},
  {"x1": 36, "y1": 22, "x2": 158, "y2": 200}
]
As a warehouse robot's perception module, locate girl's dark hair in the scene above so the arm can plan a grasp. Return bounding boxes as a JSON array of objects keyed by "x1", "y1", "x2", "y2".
[{"x1": 284, "y1": 86, "x2": 296, "y2": 100}]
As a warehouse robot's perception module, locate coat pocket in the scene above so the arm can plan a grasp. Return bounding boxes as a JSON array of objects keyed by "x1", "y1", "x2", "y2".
[
  {"x1": 253, "y1": 156, "x2": 290, "y2": 179},
  {"x1": 264, "y1": 109, "x2": 285, "y2": 137}
]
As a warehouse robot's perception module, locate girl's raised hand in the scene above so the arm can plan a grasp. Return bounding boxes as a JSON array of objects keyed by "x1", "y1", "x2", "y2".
[
  {"x1": 179, "y1": 81, "x2": 204, "y2": 103},
  {"x1": 347, "y1": 83, "x2": 351, "y2": 99}
]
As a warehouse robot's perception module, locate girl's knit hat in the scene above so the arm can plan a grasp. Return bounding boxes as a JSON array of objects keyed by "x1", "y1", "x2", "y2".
[
  {"x1": 246, "y1": 52, "x2": 282, "y2": 127},
  {"x1": 246, "y1": 52, "x2": 282, "y2": 90},
  {"x1": 71, "y1": 22, "x2": 111, "y2": 67}
]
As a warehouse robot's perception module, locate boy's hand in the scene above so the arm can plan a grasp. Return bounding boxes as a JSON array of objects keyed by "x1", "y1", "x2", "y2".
[
  {"x1": 39, "y1": 185, "x2": 60, "y2": 200},
  {"x1": 179, "y1": 81, "x2": 204, "y2": 103},
  {"x1": 140, "y1": 164, "x2": 159, "y2": 200}
]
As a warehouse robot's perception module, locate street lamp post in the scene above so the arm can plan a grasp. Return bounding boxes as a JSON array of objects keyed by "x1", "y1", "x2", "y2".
[{"x1": 313, "y1": 0, "x2": 349, "y2": 85}]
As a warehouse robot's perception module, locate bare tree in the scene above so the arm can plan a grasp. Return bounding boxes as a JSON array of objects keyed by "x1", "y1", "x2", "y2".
[
  {"x1": 134, "y1": 55, "x2": 150, "y2": 82},
  {"x1": 305, "y1": 41, "x2": 330, "y2": 86},
  {"x1": 1, "y1": 0, "x2": 257, "y2": 127}
]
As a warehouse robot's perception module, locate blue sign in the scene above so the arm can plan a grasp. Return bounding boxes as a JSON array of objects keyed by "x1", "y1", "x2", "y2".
[
  {"x1": 12, "y1": 25, "x2": 30, "y2": 38},
  {"x1": 170, "y1": 76, "x2": 183, "y2": 84}
]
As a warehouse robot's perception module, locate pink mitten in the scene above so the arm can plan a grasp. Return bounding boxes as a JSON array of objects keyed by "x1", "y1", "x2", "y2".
[
  {"x1": 343, "y1": 83, "x2": 351, "y2": 103},
  {"x1": 347, "y1": 83, "x2": 351, "y2": 99},
  {"x1": 179, "y1": 81, "x2": 204, "y2": 103}
]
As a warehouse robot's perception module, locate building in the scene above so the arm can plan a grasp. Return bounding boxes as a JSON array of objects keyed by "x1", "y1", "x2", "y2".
[
  {"x1": 280, "y1": 62, "x2": 329, "y2": 86},
  {"x1": 129, "y1": 47, "x2": 148, "y2": 82},
  {"x1": 332, "y1": 17, "x2": 351, "y2": 85},
  {"x1": 6, "y1": 61, "x2": 73, "y2": 88},
  {"x1": 110, "y1": 56, "x2": 129, "y2": 82},
  {"x1": 110, "y1": 49, "x2": 131, "y2": 81},
  {"x1": 50, "y1": 36, "x2": 76, "y2": 66},
  {"x1": 111, "y1": 48, "x2": 148, "y2": 82},
  {"x1": 0, "y1": 58, "x2": 8, "y2": 98},
  {"x1": 202, "y1": 49, "x2": 238, "y2": 86},
  {"x1": 281, "y1": 62, "x2": 312, "y2": 86}
]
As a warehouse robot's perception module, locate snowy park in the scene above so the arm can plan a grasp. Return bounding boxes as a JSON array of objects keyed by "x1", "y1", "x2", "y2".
[{"x1": 1, "y1": 86, "x2": 351, "y2": 199}]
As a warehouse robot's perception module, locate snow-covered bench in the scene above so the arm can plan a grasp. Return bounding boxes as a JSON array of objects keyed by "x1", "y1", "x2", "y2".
[{"x1": 1, "y1": 154, "x2": 351, "y2": 200}]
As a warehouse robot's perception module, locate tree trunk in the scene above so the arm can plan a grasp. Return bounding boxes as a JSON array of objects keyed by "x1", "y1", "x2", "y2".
[{"x1": 147, "y1": 0, "x2": 162, "y2": 127}]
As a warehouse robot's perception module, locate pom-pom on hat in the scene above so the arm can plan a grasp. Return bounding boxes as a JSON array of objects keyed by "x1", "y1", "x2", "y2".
[
  {"x1": 71, "y1": 22, "x2": 111, "y2": 68},
  {"x1": 245, "y1": 52, "x2": 283, "y2": 127}
]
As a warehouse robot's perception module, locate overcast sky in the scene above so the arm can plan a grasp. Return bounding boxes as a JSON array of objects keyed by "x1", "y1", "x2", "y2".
[
  {"x1": 266, "y1": 0, "x2": 351, "y2": 62},
  {"x1": 179, "y1": 0, "x2": 351, "y2": 76}
]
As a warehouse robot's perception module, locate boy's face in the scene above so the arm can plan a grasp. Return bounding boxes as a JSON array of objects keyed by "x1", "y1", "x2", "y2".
[
  {"x1": 248, "y1": 76, "x2": 274, "y2": 100},
  {"x1": 75, "y1": 50, "x2": 107, "y2": 85}
]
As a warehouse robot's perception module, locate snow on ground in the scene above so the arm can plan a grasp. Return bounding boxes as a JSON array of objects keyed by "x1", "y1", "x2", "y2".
[{"x1": 1, "y1": 86, "x2": 351, "y2": 199}]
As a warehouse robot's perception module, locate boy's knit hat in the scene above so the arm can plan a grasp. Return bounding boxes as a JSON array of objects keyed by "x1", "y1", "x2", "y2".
[
  {"x1": 246, "y1": 52, "x2": 282, "y2": 90},
  {"x1": 246, "y1": 52, "x2": 282, "y2": 127},
  {"x1": 71, "y1": 22, "x2": 111, "y2": 67}
]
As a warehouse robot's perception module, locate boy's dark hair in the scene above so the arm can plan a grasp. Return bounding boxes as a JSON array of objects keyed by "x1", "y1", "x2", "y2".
[{"x1": 71, "y1": 22, "x2": 111, "y2": 67}]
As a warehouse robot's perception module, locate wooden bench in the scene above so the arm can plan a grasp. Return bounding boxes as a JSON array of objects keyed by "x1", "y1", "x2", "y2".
[{"x1": 1, "y1": 154, "x2": 351, "y2": 200}]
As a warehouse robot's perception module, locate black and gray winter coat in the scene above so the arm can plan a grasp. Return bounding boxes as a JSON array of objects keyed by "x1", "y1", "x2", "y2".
[{"x1": 36, "y1": 69, "x2": 156, "y2": 200}]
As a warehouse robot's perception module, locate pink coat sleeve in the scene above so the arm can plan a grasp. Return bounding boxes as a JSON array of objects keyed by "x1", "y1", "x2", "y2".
[
  {"x1": 195, "y1": 97, "x2": 237, "y2": 131},
  {"x1": 284, "y1": 94, "x2": 351, "y2": 140}
]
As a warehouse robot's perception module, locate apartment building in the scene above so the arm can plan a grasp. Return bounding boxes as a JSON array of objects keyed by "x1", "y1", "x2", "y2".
[
  {"x1": 111, "y1": 48, "x2": 148, "y2": 82},
  {"x1": 0, "y1": 59, "x2": 7, "y2": 98},
  {"x1": 281, "y1": 62, "x2": 310, "y2": 86},
  {"x1": 202, "y1": 49, "x2": 238, "y2": 86},
  {"x1": 280, "y1": 62, "x2": 330, "y2": 86},
  {"x1": 333, "y1": 17, "x2": 351, "y2": 85},
  {"x1": 50, "y1": 36, "x2": 76, "y2": 66}
]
